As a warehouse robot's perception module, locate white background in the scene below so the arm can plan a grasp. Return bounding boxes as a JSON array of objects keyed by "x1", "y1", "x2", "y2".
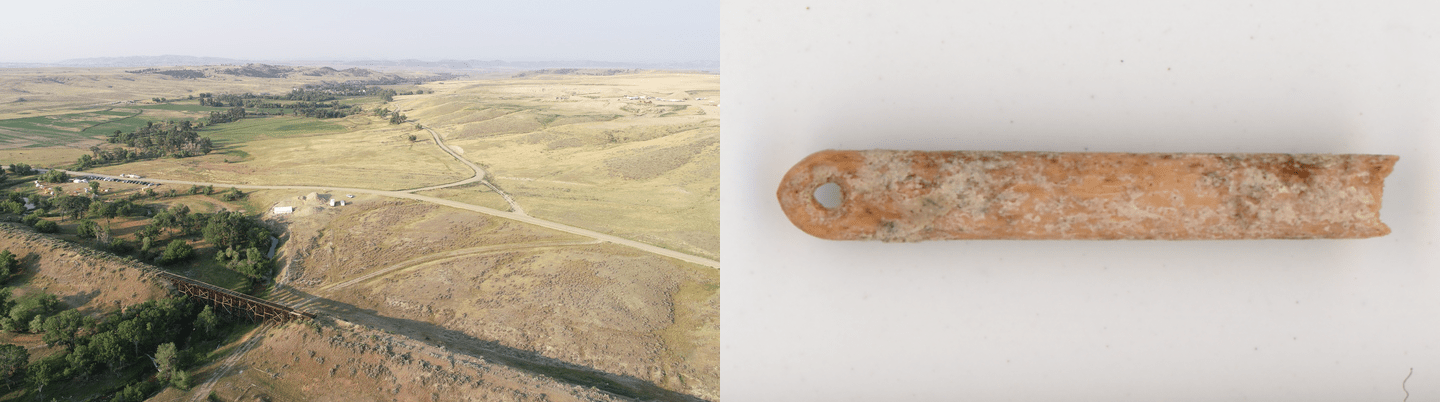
[{"x1": 721, "y1": 1, "x2": 1439, "y2": 400}]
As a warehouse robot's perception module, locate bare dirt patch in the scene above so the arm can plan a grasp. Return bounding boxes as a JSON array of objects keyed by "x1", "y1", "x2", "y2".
[{"x1": 0, "y1": 223, "x2": 165, "y2": 316}]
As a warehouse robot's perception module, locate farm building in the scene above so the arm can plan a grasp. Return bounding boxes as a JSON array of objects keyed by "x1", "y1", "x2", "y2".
[{"x1": 273, "y1": 206, "x2": 294, "y2": 214}]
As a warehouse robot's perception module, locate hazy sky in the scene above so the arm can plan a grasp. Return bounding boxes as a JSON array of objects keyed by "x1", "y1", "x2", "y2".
[{"x1": 1, "y1": 0, "x2": 717, "y2": 63}]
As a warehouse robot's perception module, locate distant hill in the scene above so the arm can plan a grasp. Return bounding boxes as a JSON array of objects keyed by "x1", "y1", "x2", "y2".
[
  {"x1": 54, "y1": 55, "x2": 246, "y2": 67},
  {"x1": 7, "y1": 55, "x2": 719, "y2": 72}
]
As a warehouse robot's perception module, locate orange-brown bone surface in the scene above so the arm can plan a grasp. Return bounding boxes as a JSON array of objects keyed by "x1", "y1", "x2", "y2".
[{"x1": 777, "y1": 150, "x2": 1397, "y2": 241}]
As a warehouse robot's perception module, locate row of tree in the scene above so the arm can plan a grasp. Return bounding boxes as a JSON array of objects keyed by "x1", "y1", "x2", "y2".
[
  {"x1": 200, "y1": 83, "x2": 398, "y2": 105},
  {"x1": 206, "y1": 107, "x2": 246, "y2": 125}
]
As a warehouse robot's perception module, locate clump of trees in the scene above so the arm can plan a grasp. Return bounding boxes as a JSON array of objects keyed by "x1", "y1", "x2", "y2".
[
  {"x1": 97, "y1": 119, "x2": 214, "y2": 168},
  {"x1": 206, "y1": 211, "x2": 275, "y2": 278},
  {"x1": 0, "y1": 289, "x2": 59, "y2": 333},
  {"x1": 8, "y1": 163, "x2": 34, "y2": 176},
  {"x1": 221, "y1": 187, "x2": 245, "y2": 201},
  {"x1": 37, "y1": 170, "x2": 68, "y2": 183},
  {"x1": 14, "y1": 296, "x2": 219, "y2": 398}
]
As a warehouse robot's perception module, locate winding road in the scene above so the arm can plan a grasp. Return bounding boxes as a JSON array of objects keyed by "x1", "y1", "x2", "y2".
[{"x1": 400, "y1": 126, "x2": 525, "y2": 216}]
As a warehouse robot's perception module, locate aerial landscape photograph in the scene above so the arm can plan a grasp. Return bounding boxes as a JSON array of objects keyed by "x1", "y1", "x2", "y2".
[{"x1": 0, "y1": 1, "x2": 718, "y2": 401}]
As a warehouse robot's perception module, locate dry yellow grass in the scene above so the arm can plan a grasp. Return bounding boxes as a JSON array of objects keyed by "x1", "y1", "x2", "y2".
[
  {"x1": 402, "y1": 72, "x2": 720, "y2": 259},
  {"x1": 0, "y1": 146, "x2": 87, "y2": 166},
  {"x1": 156, "y1": 321, "x2": 635, "y2": 402},
  {"x1": 413, "y1": 182, "x2": 513, "y2": 211},
  {"x1": 268, "y1": 198, "x2": 718, "y2": 400}
]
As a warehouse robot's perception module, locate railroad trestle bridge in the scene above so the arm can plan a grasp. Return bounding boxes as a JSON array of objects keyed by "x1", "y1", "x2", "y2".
[{"x1": 153, "y1": 271, "x2": 315, "y2": 323}]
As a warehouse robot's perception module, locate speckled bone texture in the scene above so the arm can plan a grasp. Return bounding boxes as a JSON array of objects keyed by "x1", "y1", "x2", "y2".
[{"x1": 778, "y1": 150, "x2": 1398, "y2": 241}]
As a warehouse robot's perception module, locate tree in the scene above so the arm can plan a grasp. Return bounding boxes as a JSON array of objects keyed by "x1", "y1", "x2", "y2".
[
  {"x1": 75, "y1": 219, "x2": 100, "y2": 239},
  {"x1": 26, "y1": 352, "x2": 65, "y2": 393},
  {"x1": 157, "y1": 240, "x2": 193, "y2": 265},
  {"x1": 203, "y1": 211, "x2": 267, "y2": 250},
  {"x1": 40, "y1": 310, "x2": 90, "y2": 348},
  {"x1": 152, "y1": 342, "x2": 178, "y2": 383},
  {"x1": 89, "y1": 331, "x2": 127, "y2": 369},
  {"x1": 0, "y1": 344, "x2": 26, "y2": 390},
  {"x1": 88, "y1": 180, "x2": 100, "y2": 194},
  {"x1": 195, "y1": 305, "x2": 219, "y2": 335},
  {"x1": 116, "y1": 320, "x2": 144, "y2": 356},
  {"x1": 0, "y1": 250, "x2": 16, "y2": 278},
  {"x1": 7, "y1": 292, "x2": 58, "y2": 333},
  {"x1": 53, "y1": 194, "x2": 91, "y2": 219},
  {"x1": 38, "y1": 169, "x2": 68, "y2": 183},
  {"x1": 222, "y1": 187, "x2": 244, "y2": 201},
  {"x1": 76, "y1": 154, "x2": 94, "y2": 170},
  {"x1": 66, "y1": 343, "x2": 96, "y2": 377}
]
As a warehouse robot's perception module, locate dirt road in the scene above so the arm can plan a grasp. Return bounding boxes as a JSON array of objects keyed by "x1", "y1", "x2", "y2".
[{"x1": 400, "y1": 126, "x2": 526, "y2": 216}]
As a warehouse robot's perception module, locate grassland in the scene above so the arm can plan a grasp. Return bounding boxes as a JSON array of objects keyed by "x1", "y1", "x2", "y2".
[
  {"x1": 413, "y1": 181, "x2": 513, "y2": 211},
  {"x1": 264, "y1": 197, "x2": 719, "y2": 400},
  {"x1": 401, "y1": 72, "x2": 720, "y2": 259}
]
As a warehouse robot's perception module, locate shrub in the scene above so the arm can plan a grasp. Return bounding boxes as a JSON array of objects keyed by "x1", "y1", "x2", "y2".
[
  {"x1": 109, "y1": 238, "x2": 131, "y2": 254},
  {"x1": 75, "y1": 219, "x2": 99, "y2": 239},
  {"x1": 32, "y1": 219, "x2": 58, "y2": 233},
  {"x1": 0, "y1": 250, "x2": 16, "y2": 277},
  {"x1": 20, "y1": 212, "x2": 40, "y2": 226}
]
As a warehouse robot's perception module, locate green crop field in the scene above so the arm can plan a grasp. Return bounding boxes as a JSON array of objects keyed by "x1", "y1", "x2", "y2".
[
  {"x1": 0, "y1": 108, "x2": 144, "y2": 147},
  {"x1": 200, "y1": 116, "x2": 347, "y2": 145}
]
